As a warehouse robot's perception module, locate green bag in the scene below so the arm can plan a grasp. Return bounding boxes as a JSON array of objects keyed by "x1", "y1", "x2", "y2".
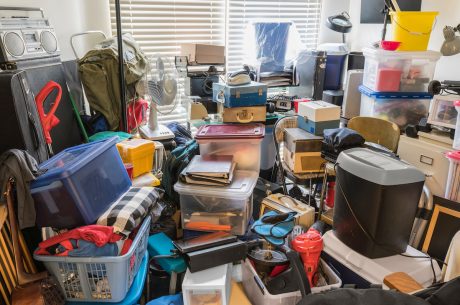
[{"x1": 78, "y1": 33, "x2": 149, "y2": 130}]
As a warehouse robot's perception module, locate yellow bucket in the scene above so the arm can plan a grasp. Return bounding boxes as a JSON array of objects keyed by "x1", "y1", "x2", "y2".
[{"x1": 390, "y1": 11, "x2": 438, "y2": 51}]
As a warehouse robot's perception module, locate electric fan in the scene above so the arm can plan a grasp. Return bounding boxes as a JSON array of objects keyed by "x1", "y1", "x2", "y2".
[{"x1": 139, "y1": 56, "x2": 177, "y2": 140}]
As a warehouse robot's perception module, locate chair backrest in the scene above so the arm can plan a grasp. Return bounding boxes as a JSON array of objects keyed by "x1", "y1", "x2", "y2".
[
  {"x1": 348, "y1": 116, "x2": 400, "y2": 152},
  {"x1": 0, "y1": 205, "x2": 38, "y2": 305},
  {"x1": 274, "y1": 116, "x2": 298, "y2": 145}
]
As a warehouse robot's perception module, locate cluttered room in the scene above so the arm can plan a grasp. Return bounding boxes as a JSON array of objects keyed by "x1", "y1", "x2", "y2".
[{"x1": 1, "y1": 0, "x2": 460, "y2": 304}]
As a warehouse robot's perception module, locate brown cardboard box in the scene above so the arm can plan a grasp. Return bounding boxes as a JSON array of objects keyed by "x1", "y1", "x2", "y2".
[
  {"x1": 181, "y1": 43, "x2": 225, "y2": 64},
  {"x1": 283, "y1": 146, "x2": 325, "y2": 174}
]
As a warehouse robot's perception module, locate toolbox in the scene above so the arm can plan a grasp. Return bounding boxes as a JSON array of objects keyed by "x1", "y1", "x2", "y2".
[
  {"x1": 297, "y1": 117, "x2": 340, "y2": 136},
  {"x1": 213, "y1": 81, "x2": 267, "y2": 108},
  {"x1": 31, "y1": 137, "x2": 131, "y2": 229},
  {"x1": 222, "y1": 105, "x2": 266, "y2": 123},
  {"x1": 117, "y1": 138, "x2": 155, "y2": 177}
]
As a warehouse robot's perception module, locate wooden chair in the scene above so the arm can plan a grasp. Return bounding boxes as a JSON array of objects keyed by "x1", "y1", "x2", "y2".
[{"x1": 348, "y1": 116, "x2": 401, "y2": 153}]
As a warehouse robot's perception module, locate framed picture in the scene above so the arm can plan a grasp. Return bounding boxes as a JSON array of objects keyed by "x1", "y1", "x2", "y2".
[{"x1": 422, "y1": 196, "x2": 460, "y2": 262}]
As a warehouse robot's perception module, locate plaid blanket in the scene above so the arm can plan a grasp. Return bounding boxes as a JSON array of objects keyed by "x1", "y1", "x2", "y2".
[{"x1": 97, "y1": 187, "x2": 159, "y2": 236}]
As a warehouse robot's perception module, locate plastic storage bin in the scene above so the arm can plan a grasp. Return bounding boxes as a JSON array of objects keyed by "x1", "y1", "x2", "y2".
[
  {"x1": 445, "y1": 151, "x2": 460, "y2": 202},
  {"x1": 31, "y1": 138, "x2": 131, "y2": 229},
  {"x1": 318, "y1": 43, "x2": 348, "y2": 91},
  {"x1": 34, "y1": 216, "x2": 150, "y2": 302},
  {"x1": 174, "y1": 170, "x2": 258, "y2": 235},
  {"x1": 182, "y1": 264, "x2": 232, "y2": 305},
  {"x1": 195, "y1": 124, "x2": 265, "y2": 172},
  {"x1": 117, "y1": 138, "x2": 155, "y2": 178},
  {"x1": 359, "y1": 85, "x2": 432, "y2": 130},
  {"x1": 242, "y1": 258, "x2": 341, "y2": 305},
  {"x1": 363, "y1": 48, "x2": 441, "y2": 92}
]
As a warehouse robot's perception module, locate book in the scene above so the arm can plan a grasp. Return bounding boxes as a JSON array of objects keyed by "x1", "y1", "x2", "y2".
[{"x1": 180, "y1": 155, "x2": 236, "y2": 186}]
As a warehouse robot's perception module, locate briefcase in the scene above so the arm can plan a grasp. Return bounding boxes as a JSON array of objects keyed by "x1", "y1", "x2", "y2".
[
  {"x1": 222, "y1": 106, "x2": 266, "y2": 123},
  {"x1": 213, "y1": 81, "x2": 267, "y2": 108}
]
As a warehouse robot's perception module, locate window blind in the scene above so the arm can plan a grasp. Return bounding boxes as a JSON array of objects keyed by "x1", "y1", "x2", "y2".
[
  {"x1": 109, "y1": 0, "x2": 226, "y2": 125},
  {"x1": 226, "y1": 0, "x2": 322, "y2": 73}
]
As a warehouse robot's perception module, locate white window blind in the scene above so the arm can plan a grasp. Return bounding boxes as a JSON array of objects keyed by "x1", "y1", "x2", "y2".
[
  {"x1": 226, "y1": 0, "x2": 322, "y2": 73},
  {"x1": 109, "y1": 0, "x2": 226, "y2": 125}
]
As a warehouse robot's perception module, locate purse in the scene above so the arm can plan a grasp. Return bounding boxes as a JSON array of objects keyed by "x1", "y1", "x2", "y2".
[{"x1": 5, "y1": 178, "x2": 65, "y2": 305}]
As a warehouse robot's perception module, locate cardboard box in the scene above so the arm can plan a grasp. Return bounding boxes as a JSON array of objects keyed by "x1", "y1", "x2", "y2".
[
  {"x1": 284, "y1": 128, "x2": 323, "y2": 153},
  {"x1": 283, "y1": 146, "x2": 325, "y2": 174},
  {"x1": 181, "y1": 43, "x2": 225, "y2": 65},
  {"x1": 298, "y1": 100, "x2": 341, "y2": 122}
]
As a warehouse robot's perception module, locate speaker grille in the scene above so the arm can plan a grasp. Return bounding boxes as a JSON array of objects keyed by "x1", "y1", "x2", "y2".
[
  {"x1": 4, "y1": 32, "x2": 25, "y2": 57},
  {"x1": 40, "y1": 31, "x2": 58, "y2": 53}
]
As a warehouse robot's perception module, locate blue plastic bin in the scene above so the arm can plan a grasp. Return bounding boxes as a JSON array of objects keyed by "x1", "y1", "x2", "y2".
[
  {"x1": 31, "y1": 137, "x2": 131, "y2": 229},
  {"x1": 324, "y1": 53, "x2": 347, "y2": 90}
]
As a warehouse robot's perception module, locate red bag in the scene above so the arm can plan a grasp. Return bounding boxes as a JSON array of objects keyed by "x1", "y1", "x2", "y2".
[{"x1": 127, "y1": 98, "x2": 148, "y2": 133}]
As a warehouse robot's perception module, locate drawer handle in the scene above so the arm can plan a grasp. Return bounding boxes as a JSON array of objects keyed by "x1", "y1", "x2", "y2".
[{"x1": 420, "y1": 155, "x2": 434, "y2": 166}]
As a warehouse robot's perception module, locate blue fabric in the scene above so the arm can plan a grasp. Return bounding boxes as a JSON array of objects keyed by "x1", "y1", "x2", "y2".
[
  {"x1": 252, "y1": 211, "x2": 296, "y2": 246},
  {"x1": 148, "y1": 233, "x2": 186, "y2": 274},
  {"x1": 67, "y1": 251, "x2": 148, "y2": 305},
  {"x1": 254, "y1": 22, "x2": 291, "y2": 73},
  {"x1": 147, "y1": 294, "x2": 183, "y2": 305},
  {"x1": 66, "y1": 240, "x2": 118, "y2": 257}
]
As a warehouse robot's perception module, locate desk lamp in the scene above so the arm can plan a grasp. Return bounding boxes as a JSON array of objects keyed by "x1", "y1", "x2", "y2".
[
  {"x1": 326, "y1": 12, "x2": 352, "y2": 43},
  {"x1": 441, "y1": 25, "x2": 460, "y2": 56}
]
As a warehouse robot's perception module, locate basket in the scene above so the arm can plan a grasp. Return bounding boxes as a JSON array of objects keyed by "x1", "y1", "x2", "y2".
[{"x1": 34, "y1": 216, "x2": 151, "y2": 302}]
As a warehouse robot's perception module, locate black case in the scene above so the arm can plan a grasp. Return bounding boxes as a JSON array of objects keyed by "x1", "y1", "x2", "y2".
[{"x1": 0, "y1": 70, "x2": 48, "y2": 162}]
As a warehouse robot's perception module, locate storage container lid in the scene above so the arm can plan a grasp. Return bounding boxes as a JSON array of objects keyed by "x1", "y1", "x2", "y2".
[
  {"x1": 337, "y1": 148, "x2": 425, "y2": 186},
  {"x1": 174, "y1": 170, "x2": 258, "y2": 199},
  {"x1": 195, "y1": 124, "x2": 265, "y2": 140},
  {"x1": 117, "y1": 138, "x2": 155, "y2": 157},
  {"x1": 359, "y1": 85, "x2": 433, "y2": 99},
  {"x1": 33, "y1": 137, "x2": 118, "y2": 186},
  {"x1": 362, "y1": 47, "x2": 441, "y2": 61}
]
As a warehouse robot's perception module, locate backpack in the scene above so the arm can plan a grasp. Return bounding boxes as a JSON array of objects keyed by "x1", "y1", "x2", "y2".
[{"x1": 78, "y1": 33, "x2": 149, "y2": 130}]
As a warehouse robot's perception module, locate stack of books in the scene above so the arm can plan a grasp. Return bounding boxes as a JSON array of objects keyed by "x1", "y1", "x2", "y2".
[{"x1": 180, "y1": 155, "x2": 236, "y2": 186}]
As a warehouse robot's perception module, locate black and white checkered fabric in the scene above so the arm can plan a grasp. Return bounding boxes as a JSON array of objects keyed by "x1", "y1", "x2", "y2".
[{"x1": 97, "y1": 187, "x2": 159, "y2": 236}]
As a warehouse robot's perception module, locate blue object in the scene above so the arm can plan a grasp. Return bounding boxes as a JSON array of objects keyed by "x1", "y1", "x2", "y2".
[
  {"x1": 254, "y1": 22, "x2": 291, "y2": 73},
  {"x1": 66, "y1": 251, "x2": 149, "y2": 305},
  {"x1": 324, "y1": 53, "x2": 347, "y2": 90},
  {"x1": 88, "y1": 131, "x2": 132, "y2": 142},
  {"x1": 212, "y1": 82, "x2": 267, "y2": 108},
  {"x1": 31, "y1": 137, "x2": 131, "y2": 229},
  {"x1": 358, "y1": 85, "x2": 433, "y2": 99},
  {"x1": 66, "y1": 240, "x2": 119, "y2": 257},
  {"x1": 252, "y1": 211, "x2": 296, "y2": 246},
  {"x1": 148, "y1": 233, "x2": 187, "y2": 274},
  {"x1": 147, "y1": 294, "x2": 183, "y2": 305},
  {"x1": 297, "y1": 116, "x2": 340, "y2": 136}
]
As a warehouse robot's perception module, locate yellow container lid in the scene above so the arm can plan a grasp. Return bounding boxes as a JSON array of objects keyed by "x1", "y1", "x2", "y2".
[{"x1": 117, "y1": 138, "x2": 155, "y2": 160}]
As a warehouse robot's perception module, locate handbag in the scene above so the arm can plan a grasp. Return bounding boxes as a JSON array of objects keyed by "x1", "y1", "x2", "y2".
[{"x1": 4, "y1": 179, "x2": 65, "y2": 305}]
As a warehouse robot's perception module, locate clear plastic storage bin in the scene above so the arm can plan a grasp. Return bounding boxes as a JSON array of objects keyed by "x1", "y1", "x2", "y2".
[
  {"x1": 359, "y1": 86, "x2": 432, "y2": 129},
  {"x1": 31, "y1": 137, "x2": 131, "y2": 229},
  {"x1": 34, "y1": 216, "x2": 150, "y2": 302},
  {"x1": 195, "y1": 124, "x2": 265, "y2": 172},
  {"x1": 174, "y1": 170, "x2": 258, "y2": 235},
  {"x1": 363, "y1": 48, "x2": 441, "y2": 92}
]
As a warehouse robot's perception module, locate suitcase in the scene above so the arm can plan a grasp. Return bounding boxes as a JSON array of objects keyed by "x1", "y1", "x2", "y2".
[
  {"x1": 213, "y1": 81, "x2": 267, "y2": 108},
  {"x1": 222, "y1": 106, "x2": 266, "y2": 123},
  {"x1": 0, "y1": 70, "x2": 48, "y2": 162}
]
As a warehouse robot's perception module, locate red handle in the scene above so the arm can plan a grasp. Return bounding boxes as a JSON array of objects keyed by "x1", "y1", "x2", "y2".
[{"x1": 35, "y1": 81, "x2": 62, "y2": 144}]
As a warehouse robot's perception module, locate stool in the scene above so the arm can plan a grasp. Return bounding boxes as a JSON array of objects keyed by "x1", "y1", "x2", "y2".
[{"x1": 67, "y1": 251, "x2": 148, "y2": 305}]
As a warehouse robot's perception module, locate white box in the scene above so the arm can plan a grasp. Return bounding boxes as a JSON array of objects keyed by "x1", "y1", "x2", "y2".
[
  {"x1": 322, "y1": 231, "x2": 441, "y2": 288},
  {"x1": 183, "y1": 264, "x2": 232, "y2": 305},
  {"x1": 174, "y1": 171, "x2": 258, "y2": 235},
  {"x1": 297, "y1": 101, "x2": 341, "y2": 122},
  {"x1": 242, "y1": 258, "x2": 341, "y2": 305},
  {"x1": 363, "y1": 48, "x2": 441, "y2": 93}
]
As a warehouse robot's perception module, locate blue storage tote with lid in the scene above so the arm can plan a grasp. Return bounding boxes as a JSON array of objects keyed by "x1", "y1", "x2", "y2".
[
  {"x1": 212, "y1": 81, "x2": 267, "y2": 108},
  {"x1": 359, "y1": 85, "x2": 432, "y2": 130},
  {"x1": 31, "y1": 137, "x2": 131, "y2": 229}
]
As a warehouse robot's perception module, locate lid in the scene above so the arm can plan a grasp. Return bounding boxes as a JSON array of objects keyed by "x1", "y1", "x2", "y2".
[
  {"x1": 359, "y1": 85, "x2": 433, "y2": 99},
  {"x1": 446, "y1": 151, "x2": 460, "y2": 162},
  {"x1": 455, "y1": 100, "x2": 460, "y2": 107},
  {"x1": 32, "y1": 137, "x2": 118, "y2": 187},
  {"x1": 337, "y1": 148, "x2": 425, "y2": 185},
  {"x1": 117, "y1": 138, "x2": 155, "y2": 156},
  {"x1": 195, "y1": 124, "x2": 265, "y2": 140},
  {"x1": 174, "y1": 170, "x2": 258, "y2": 199},
  {"x1": 292, "y1": 230, "x2": 323, "y2": 253},
  {"x1": 305, "y1": 100, "x2": 341, "y2": 110},
  {"x1": 284, "y1": 128, "x2": 322, "y2": 142},
  {"x1": 362, "y1": 47, "x2": 441, "y2": 61}
]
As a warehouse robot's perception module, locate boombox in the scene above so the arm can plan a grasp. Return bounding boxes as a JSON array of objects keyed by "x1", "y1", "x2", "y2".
[
  {"x1": 185, "y1": 75, "x2": 219, "y2": 97},
  {"x1": 0, "y1": 8, "x2": 60, "y2": 69},
  {"x1": 260, "y1": 194, "x2": 315, "y2": 229}
]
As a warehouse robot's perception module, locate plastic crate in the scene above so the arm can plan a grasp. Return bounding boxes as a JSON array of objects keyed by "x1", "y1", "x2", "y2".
[
  {"x1": 31, "y1": 137, "x2": 131, "y2": 229},
  {"x1": 34, "y1": 216, "x2": 150, "y2": 302}
]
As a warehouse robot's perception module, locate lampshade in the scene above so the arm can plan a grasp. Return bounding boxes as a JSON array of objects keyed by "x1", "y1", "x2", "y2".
[
  {"x1": 441, "y1": 26, "x2": 460, "y2": 56},
  {"x1": 326, "y1": 12, "x2": 352, "y2": 34}
]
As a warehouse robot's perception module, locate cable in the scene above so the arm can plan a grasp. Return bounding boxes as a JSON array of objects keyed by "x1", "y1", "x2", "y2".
[{"x1": 333, "y1": 162, "x2": 441, "y2": 285}]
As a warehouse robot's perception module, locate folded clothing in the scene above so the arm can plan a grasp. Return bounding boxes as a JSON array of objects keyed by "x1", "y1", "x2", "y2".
[{"x1": 97, "y1": 187, "x2": 159, "y2": 236}]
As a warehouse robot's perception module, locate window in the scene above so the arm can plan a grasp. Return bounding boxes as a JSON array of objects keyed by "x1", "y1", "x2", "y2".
[{"x1": 109, "y1": 0, "x2": 322, "y2": 124}]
